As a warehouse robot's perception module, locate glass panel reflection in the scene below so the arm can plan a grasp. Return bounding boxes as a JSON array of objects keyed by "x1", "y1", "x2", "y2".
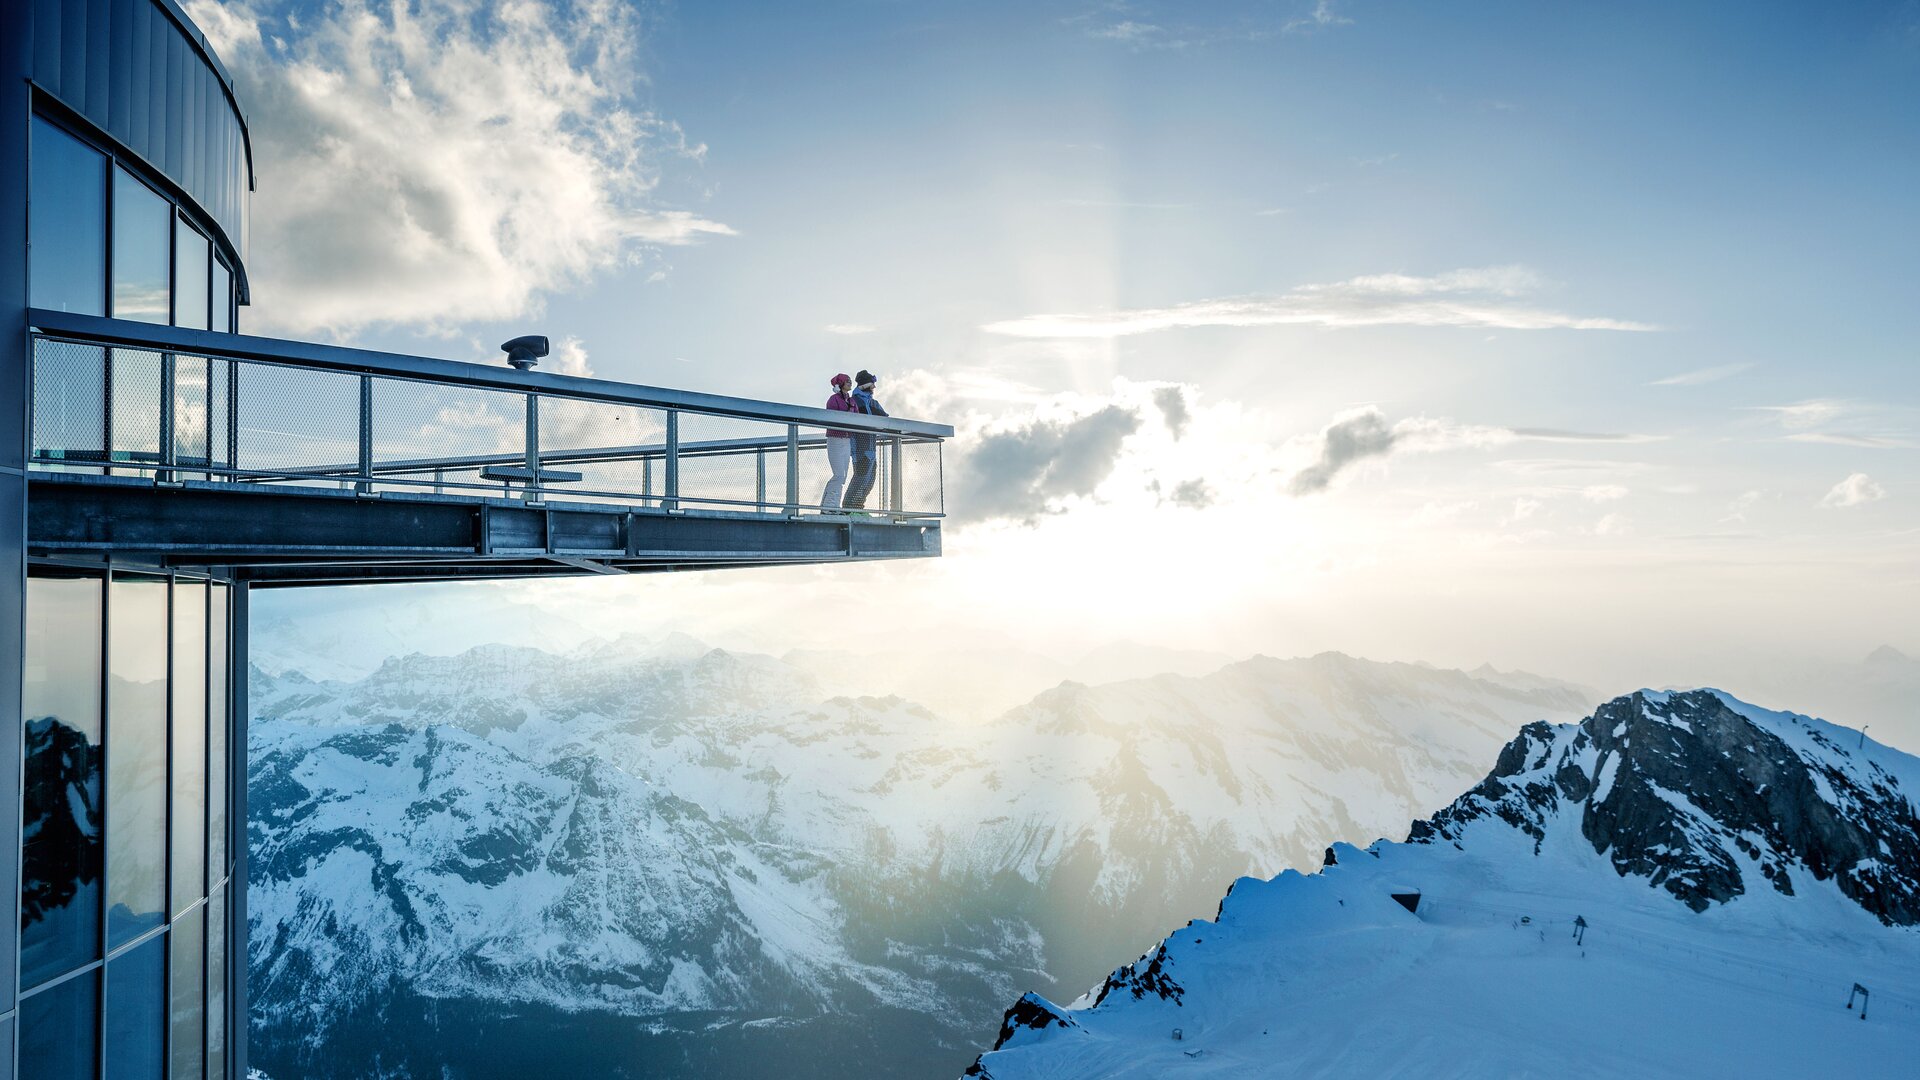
[
  {"x1": 212, "y1": 261, "x2": 232, "y2": 334},
  {"x1": 105, "y1": 935, "x2": 166, "y2": 1080},
  {"x1": 207, "y1": 887, "x2": 227, "y2": 1080},
  {"x1": 170, "y1": 908, "x2": 206, "y2": 1080},
  {"x1": 20, "y1": 969, "x2": 100, "y2": 1080},
  {"x1": 109, "y1": 574, "x2": 169, "y2": 947},
  {"x1": 173, "y1": 581, "x2": 207, "y2": 915},
  {"x1": 209, "y1": 584, "x2": 229, "y2": 882},
  {"x1": 113, "y1": 168, "x2": 171, "y2": 323},
  {"x1": 29, "y1": 117, "x2": 107, "y2": 316},
  {"x1": 21, "y1": 574, "x2": 104, "y2": 989},
  {"x1": 173, "y1": 217, "x2": 210, "y2": 331}
]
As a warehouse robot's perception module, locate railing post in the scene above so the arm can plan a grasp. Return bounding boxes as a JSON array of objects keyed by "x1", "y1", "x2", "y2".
[
  {"x1": 755, "y1": 449, "x2": 767, "y2": 512},
  {"x1": 889, "y1": 437, "x2": 904, "y2": 514},
  {"x1": 225, "y1": 359, "x2": 239, "y2": 480},
  {"x1": 159, "y1": 351, "x2": 175, "y2": 482},
  {"x1": 664, "y1": 410, "x2": 680, "y2": 511},
  {"x1": 523, "y1": 392, "x2": 540, "y2": 503},
  {"x1": 356, "y1": 374, "x2": 374, "y2": 494},
  {"x1": 102, "y1": 346, "x2": 115, "y2": 474},
  {"x1": 785, "y1": 424, "x2": 800, "y2": 514}
]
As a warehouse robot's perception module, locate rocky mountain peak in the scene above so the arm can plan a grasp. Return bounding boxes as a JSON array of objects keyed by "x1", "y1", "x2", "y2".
[{"x1": 1412, "y1": 689, "x2": 1920, "y2": 923}]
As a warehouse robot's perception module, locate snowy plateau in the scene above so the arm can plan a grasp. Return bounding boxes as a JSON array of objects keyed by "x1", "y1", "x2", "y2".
[
  {"x1": 967, "y1": 689, "x2": 1920, "y2": 1079},
  {"x1": 245, "y1": 635, "x2": 1592, "y2": 1078}
]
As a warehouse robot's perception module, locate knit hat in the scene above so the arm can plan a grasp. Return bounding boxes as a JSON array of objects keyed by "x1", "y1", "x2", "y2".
[
  {"x1": 830, "y1": 373, "x2": 852, "y2": 388},
  {"x1": 855, "y1": 369, "x2": 877, "y2": 387}
]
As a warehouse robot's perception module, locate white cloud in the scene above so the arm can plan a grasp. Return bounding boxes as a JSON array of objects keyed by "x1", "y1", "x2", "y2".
[
  {"x1": 981, "y1": 265, "x2": 1654, "y2": 339},
  {"x1": 1582, "y1": 484, "x2": 1630, "y2": 502},
  {"x1": 1285, "y1": 0, "x2": 1352, "y2": 32},
  {"x1": 1590, "y1": 513, "x2": 1631, "y2": 537},
  {"x1": 1786, "y1": 432, "x2": 1914, "y2": 449},
  {"x1": 824, "y1": 324, "x2": 878, "y2": 335},
  {"x1": 1285, "y1": 406, "x2": 1656, "y2": 495},
  {"x1": 1090, "y1": 20, "x2": 1162, "y2": 42},
  {"x1": 1505, "y1": 497, "x2": 1542, "y2": 524},
  {"x1": 1721, "y1": 488, "x2": 1767, "y2": 523},
  {"x1": 191, "y1": 0, "x2": 733, "y2": 337},
  {"x1": 1821, "y1": 473, "x2": 1887, "y2": 508},
  {"x1": 547, "y1": 336, "x2": 593, "y2": 378},
  {"x1": 1752, "y1": 399, "x2": 1848, "y2": 429},
  {"x1": 1648, "y1": 362, "x2": 1751, "y2": 386}
]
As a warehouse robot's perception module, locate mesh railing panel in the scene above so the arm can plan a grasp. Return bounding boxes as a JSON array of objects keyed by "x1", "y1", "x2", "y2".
[
  {"x1": 29, "y1": 334, "x2": 945, "y2": 519},
  {"x1": 234, "y1": 362, "x2": 361, "y2": 476},
  {"x1": 676, "y1": 411, "x2": 789, "y2": 512},
  {"x1": 111, "y1": 348, "x2": 164, "y2": 469},
  {"x1": 373, "y1": 379, "x2": 524, "y2": 484},
  {"x1": 31, "y1": 339, "x2": 105, "y2": 470}
]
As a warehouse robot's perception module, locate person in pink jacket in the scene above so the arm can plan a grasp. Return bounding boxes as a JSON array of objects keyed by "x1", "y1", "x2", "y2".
[{"x1": 821, "y1": 373, "x2": 857, "y2": 510}]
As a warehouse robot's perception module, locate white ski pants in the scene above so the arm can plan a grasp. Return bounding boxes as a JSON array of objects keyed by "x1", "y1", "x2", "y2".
[{"x1": 821, "y1": 436, "x2": 852, "y2": 509}]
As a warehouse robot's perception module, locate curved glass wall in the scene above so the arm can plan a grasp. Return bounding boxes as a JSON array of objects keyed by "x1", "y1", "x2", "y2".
[
  {"x1": 30, "y1": 115, "x2": 238, "y2": 333},
  {"x1": 18, "y1": 567, "x2": 234, "y2": 1080}
]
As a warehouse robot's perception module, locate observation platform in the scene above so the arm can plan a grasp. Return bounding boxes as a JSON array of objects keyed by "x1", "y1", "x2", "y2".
[{"x1": 25, "y1": 310, "x2": 952, "y2": 586}]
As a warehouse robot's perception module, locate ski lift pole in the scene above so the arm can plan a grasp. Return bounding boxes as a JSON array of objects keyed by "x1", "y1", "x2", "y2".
[{"x1": 1847, "y1": 982, "x2": 1869, "y2": 1020}]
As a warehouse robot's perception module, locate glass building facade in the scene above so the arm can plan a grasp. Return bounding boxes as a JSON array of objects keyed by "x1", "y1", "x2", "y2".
[
  {"x1": 19, "y1": 571, "x2": 234, "y2": 1080},
  {"x1": 7, "y1": 0, "x2": 255, "y2": 1075}
]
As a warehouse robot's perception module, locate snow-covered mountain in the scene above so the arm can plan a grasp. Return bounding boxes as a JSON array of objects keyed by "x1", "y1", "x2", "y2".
[
  {"x1": 967, "y1": 689, "x2": 1920, "y2": 1079},
  {"x1": 245, "y1": 639, "x2": 1591, "y2": 1079}
]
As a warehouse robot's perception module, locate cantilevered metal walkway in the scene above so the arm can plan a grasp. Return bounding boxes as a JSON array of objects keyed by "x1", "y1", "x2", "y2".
[{"x1": 25, "y1": 310, "x2": 952, "y2": 585}]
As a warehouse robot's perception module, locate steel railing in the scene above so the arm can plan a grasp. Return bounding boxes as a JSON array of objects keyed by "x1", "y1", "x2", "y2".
[{"x1": 26, "y1": 311, "x2": 950, "y2": 520}]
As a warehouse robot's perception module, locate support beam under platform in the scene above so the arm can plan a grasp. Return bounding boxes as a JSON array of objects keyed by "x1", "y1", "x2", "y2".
[{"x1": 27, "y1": 475, "x2": 941, "y2": 585}]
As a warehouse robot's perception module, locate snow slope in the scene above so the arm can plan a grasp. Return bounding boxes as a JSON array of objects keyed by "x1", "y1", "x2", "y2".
[
  {"x1": 968, "y1": 689, "x2": 1920, "y2": 1079},
  {"x1": 246, "y1": 639, "x2": 1591, "y2": 1078}
]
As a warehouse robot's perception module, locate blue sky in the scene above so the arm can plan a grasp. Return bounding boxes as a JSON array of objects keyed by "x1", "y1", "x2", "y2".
[{"x1": 197, "y1": 0, "x2": 1920, "y2": 694}]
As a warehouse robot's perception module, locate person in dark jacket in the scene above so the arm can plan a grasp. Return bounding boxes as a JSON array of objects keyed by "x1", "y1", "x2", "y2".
[{"x1": 844, "y1": 370, "x2": 889, "y2": 511}]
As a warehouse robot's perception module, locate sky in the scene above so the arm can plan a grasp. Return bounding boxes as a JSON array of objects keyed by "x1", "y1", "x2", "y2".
[{"x1": 191, "y1": 0, "x2": 1920, "y2": 709}]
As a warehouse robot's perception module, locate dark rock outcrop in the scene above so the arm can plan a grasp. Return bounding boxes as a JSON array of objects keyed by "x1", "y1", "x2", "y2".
[{"x1": 1414, "y1": 690, "x2": 1920, "y2": 923}]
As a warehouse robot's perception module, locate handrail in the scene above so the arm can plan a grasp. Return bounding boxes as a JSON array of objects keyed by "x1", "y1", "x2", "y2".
[
  {"x1": 27, "y1": 309, "x2": 956, "y2": 440},
  {"x1": 28, "y1": 319, "x2": 948, "y2": 520}
]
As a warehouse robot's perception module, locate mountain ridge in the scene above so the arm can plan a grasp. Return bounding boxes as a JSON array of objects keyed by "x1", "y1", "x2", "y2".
[{"x1": 966, "y1": 688, "x2": 1920, "y2": 1079}]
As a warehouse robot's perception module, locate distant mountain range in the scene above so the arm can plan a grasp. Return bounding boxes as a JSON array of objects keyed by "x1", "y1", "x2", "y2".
[
  {"x1": 966, "y1": 689, "x2": 1920, "y2": 1078},
  {"x1": 245, "y1": 636, "x2": 1592, "y2": 1079}
]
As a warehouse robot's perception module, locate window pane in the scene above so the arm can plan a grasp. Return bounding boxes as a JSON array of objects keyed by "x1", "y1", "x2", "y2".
[
  {"x1": 108, "y1": 574, "x2": 169, "y2": 947},
  {"x1": 170, "y1": 908, "x2": 205, "y2": 1080},
  {"x1": 211, "y1": 261, "x2": 231, "y2": 334},
  {"x1": 208, "y1": 584, "x2": 228, "y2": 882},
  {"x1": 20, "y1": 969, "x2": 100, "y2": 1080},
  {"x1": 30, "y1": 117, "x2": 107, "y2": 315},
  {"x1": 172, "y1": 580, "x2": 207, "y2": 915},
  {"x1": 173, "y1": 218, "x2": 209, "y2": 331},
  {"x1": 21, "y1": 574, "x2": 104, "y2": 988},
  {"x1": 105, "y1": 935, "x2": 165, "y2": 1080},
  {"x1": 113, "y1": 169, "x2": 171, "y2": 323},
  {"x1": 206, "y1": 887, "x2": 227, "y2": 1080}
]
